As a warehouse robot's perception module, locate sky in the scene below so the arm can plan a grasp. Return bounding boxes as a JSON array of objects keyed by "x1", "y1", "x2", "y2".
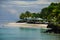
[{"x1": 0, "y1": 0, "x2": 60, "y2": 23}]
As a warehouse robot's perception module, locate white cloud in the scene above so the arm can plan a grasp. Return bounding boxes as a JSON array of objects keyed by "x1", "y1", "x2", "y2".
[
  {"x1": 0, "y1": 4, "x2": 13, "y2": 8},
  {"x1": 0, "y1": 0, "x2": 59, "y2": 8},
  {"x1": 7, "y1": 9, "x2": 19, "y2": 17},
  {"x1": 0, "y1": 5, "x2": 7, "y2": 8},
  {"x1": 1, "y1": 0, "x2": 50, "y2": 5},
  {"x1": 0, "y1": 0, "x2": 52, "y2": 8},
  {"x1": 7, "y1": 9, "x2": 17, "y2": 14},
  {"x1": 0, "y1": 0, "x2": 51, "y2": 14},
  {"x1": 10, "y1": 1, "x2": 50, "y2": 5}
]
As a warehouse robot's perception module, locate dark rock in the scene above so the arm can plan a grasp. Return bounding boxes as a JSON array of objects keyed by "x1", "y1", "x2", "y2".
[{"x1": 46, "y1": 23, "x2": 60, "y2": 34}]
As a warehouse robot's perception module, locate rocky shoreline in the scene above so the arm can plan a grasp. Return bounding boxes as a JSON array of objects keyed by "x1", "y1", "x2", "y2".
[{"x1": 46, "y1": 23, "x2": 60, "y2": 34}]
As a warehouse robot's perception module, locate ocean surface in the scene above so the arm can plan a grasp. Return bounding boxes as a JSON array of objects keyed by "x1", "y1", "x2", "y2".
[{"x1": 0, "y1": 23, "x2": 60, "y2": 40}]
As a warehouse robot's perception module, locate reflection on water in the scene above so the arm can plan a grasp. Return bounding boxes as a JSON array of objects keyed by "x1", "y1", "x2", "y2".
[{"x1": 0, "y1": 26, "x2": 60, "y2": 40}]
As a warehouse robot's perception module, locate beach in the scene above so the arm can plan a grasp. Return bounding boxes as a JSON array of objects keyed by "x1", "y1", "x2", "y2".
[{"x1": 4, "y1": 23, "x2": 48, "y2": 28}]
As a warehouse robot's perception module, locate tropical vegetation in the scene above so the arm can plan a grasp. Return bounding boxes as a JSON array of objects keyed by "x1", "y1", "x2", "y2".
[{"x1": 19, "y1": 2, "x2": 60, "y2": 25}]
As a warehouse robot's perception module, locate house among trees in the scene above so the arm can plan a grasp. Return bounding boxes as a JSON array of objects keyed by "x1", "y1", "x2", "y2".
[
  {"x1": 26, "y1": 18, "x2": 43, "y2": 24},
  {"x1": 17, "y1": 11, "x2": 48, "y2": 24}
]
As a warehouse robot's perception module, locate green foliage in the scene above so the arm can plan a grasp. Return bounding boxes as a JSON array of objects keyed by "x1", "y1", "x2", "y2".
[
  {"x1": 19, "y1": 2, "x2": 60, "y2": 25},
  {"x1": 20, "y1": 11, "x2": 40, "y2": 19},
  {"x1": 40, "y1": 2, "x2": 60, "y2": 24},
  {"x1": 40, "y1": 7, "x2": 48, "y2": 19},
  {"x1": 20, "y1": 13, "x2": 26, "y2": 19},
  {"x1": 20, "y1": 11, "x2": 32, "y2": 19},
  {"x1": 25, "y1": 11, "x2": 32, "y2": 17}
]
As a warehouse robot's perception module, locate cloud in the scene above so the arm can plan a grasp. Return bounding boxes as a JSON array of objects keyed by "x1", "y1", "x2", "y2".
[
  {"x1": 0, "y1": 0, "x2": 37, "y2": 1},
  {"x1": 1, "y1": 0, "x2": 58, "y2": 2},
  {"x1": 0, "y1": 0, "x2": 49, "y2": 14},
  {"x1": 19, "y1": 0, "x2": 37, "y2": 1},
  {"x1": 0, "y1": 0, "x2": 51, "y2": 5},
  {"x1": 0, "y1": 4, "x2": 13, "y2": 8},
  {"x1": 0, "y1": 5, "x2": 7, "y2": 8},
  {"x1": 7, "y1": 9, "x2": 17, "y2": 14},
  {"x1": 0, "y1": 0, "x2": 50, "y2": 8},
  {"x1": 9, "y1": 1, "x2": 50, "y2": 5},
  {"x1": 1, "y1": 0, "x2": 58, "y2": 8},
  {"x1": 0, "y1": 0, "x2": 59, "y2": 5},
  {"x1": 0, "y1": 0, "x2": 50, "y2": 14}
]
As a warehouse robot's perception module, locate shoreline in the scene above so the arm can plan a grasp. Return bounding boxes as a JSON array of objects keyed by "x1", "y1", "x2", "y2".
[{"x1": 4, "y1": 23, "x2": 48, "y2": 28}]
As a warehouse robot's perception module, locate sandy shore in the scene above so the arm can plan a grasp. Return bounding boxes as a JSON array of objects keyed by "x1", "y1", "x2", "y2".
[{"x1": 4, "y1": 23, "x2": 48, "y2": 28}]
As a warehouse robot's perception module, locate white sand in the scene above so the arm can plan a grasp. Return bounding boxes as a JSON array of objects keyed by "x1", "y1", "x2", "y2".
[{"x1": 4, "y1": 23, "x2": 48, "y2": 28}]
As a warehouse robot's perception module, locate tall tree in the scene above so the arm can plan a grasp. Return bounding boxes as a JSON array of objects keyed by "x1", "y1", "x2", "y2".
[
  {"x1": 25, "y1": 11, "x2": 32, "y2": 18},
  {"x1": 20, "y1": 13, "x2": 26, "y2": 19},
  {"x1": 40, "y1": 2, "x2": 60, "y2": 24}
]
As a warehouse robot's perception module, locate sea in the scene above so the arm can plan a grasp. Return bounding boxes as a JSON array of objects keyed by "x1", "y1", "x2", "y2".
[{"x1": 0, "y1": 22, "x2": 60, "y2": 40}]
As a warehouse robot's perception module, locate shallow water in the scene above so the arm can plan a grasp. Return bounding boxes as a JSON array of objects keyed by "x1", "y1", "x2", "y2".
[{"x1": 0, "y1": 25, "x2": 60, "y2": 40}]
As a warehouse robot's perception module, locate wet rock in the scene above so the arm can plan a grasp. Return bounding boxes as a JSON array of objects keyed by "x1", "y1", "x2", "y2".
[{"x1": 46, "y1": 23, "x2": 60, "y2": 34}]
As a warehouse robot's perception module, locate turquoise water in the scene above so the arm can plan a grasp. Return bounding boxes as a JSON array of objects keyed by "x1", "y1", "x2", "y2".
[{"x1": 0, "y1": 26, "x2": 60, "y2": 40}]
